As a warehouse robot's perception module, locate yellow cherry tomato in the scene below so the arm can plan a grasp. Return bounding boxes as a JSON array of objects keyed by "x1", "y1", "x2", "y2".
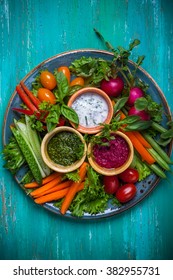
[
  {"x1": 70, "y1": 77, "x2": 85, "y2": 87},
  {"x1": 38, "y1": 88, "x2": 56, "y2": 104},
  {"x1": 57, "y1": 66, "x2": 71, "y2": 84},
  {"x1": 40, "y1": 70, "x2": 57, "y2": 90}
]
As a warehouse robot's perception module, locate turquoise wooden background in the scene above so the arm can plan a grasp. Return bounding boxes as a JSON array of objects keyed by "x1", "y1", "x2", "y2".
[{"x1": 0, "y1": 0, "x2": 173, "y2": 260}]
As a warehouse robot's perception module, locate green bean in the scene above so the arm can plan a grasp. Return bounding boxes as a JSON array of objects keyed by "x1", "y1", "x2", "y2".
[
  {"x1": 146, "y1": 163, "x2": 166, "y2": 179},
  {"x1": 148, "y1": 148, "x2": 170, "y2": 171},
  {"x1": 142, "y1": 132, "x2": 172, "y2": 164}
]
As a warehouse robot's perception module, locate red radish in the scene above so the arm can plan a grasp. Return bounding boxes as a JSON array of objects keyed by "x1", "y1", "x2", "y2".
[
  {"x1": 128, "y1": 106, "x2": 151, "y2": 121},
  {"x1": 100, "y1": 76, "x2": 124, "y2": 97},
  {"x1": 127, "y1": 87, "x2": 144, "y2": 106}
]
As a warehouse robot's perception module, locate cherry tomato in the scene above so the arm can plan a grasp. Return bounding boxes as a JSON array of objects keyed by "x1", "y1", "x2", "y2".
[
  {"x1": 40, "y1": 70, "x2": 57, "y2": 90},
  {"x1": 70, "y1": 77, "x2": 85, "y2": 87},
  {"x1": 37, "y1": 88, "x2": 56, "y2": 104},
  {"x1": 57, "y1": 66, "x2": 71, "y2": 84},
  {"x1": 116, "y1": 183, "x2": 137, "y2": 203},
  {"x1": 103, "y1": 175, "x2": 120, "y2": 194},
  {"x1": 57, "y1": 117, "x2": 66, "y2": 126},
  {"x1": 118, "y1": 168, "x2": 139, "y2": 183}
]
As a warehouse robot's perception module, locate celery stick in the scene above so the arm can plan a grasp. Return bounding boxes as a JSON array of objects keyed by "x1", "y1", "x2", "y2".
[{"x1": 25, "y1": 116, "x2": 51, "y2": 176}]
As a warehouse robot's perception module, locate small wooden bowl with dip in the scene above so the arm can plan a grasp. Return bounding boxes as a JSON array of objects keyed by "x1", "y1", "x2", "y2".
[
  {"x1": 67, "y1": 87, "x2": 113, "y2": 134},
  {"x1": 41, "y1": 126, "x2": 87, "y2": 173},
  {"x1": 88, "y1": 131, "x2": 134, "y2": 176}
]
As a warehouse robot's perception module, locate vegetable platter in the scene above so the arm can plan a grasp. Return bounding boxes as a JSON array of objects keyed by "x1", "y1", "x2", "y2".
[{"x1": 2, "y1": 34, "x2": 173, "y2": 220}]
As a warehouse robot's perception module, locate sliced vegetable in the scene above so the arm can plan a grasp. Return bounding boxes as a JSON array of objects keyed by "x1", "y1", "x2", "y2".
[
  {"x1": 33, "y1": 180, "x2": 72, "y2": 198},
  {"x1": 132, "y1": 131, "x2": 151, "y2": 148},
  {"x1": 30, "y1": 175, "x2": 62, "y2": 197},
  {"x1": 69, "y1": 166, "x2": 111, "y2": 217},
  {"x1": 16, "y1": 85, "x2": 39, "y2": 113},
  {"x1": 34, "y1": 181, "x2": 85, "y2": 204},
  {"x1": 123, "y1": 131, "x2": 156, "y2": 164},
  {"x1": 20, "y1": 81, "x2": 41, "y2": 108},
  {"x1": 10, "y1": 125, "x2": 43, "y2": 184},
  {"x1": 60, "y1": 162, "x2": 88, "y2": 215},
  {"x1": 24, "y1": 172, "x2": 60, "y2": 188},
  {"x1": 21, "y1": 116, "x2": 50, "y2": 176},
  {"x1": 34, "y1": 187, "x2": 69, "y2": 204}
]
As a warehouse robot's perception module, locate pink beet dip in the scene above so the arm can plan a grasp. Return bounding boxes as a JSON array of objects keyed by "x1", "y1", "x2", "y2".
[{"x1": 93, "y1": 133, "x2": 129, "y2": 169}]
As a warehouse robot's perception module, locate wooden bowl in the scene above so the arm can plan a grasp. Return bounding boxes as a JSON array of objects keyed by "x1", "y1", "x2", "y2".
[
  {"x1": 67, "y1": 87, "x2": 113, "y2": 134},
  {"x1": 41, "y1": 126, "x2": 87, "y2": 173},
  {"x1": 87, "y1": 131, "x2": 134, "y2": 176}
]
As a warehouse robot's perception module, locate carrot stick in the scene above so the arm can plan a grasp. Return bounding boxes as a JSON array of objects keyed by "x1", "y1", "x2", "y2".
[
  {"x1": 33, "y1": 180, "x2": 73, "y2": 198},
  {"x1": 24, "y1": 172, "x2": 60, "y2": 189},
  {"x1": 20, "y1": 81, "x2": 41, "y2": 109},
  {"x1": 124, "y1": 131, "x2": 156, "y2": 164},
  {"x1": 34, "y1": 188, "x2": 69, "y2": 204},
  {"x1": 119, "y1": 111, "x2": 153, "y2": 158},
  {"x1": 60, "y1": 162, "x2": 88, "y2": 215},
  {"x1": 30, "y1": 175, "x2": 62, "y2": 197},
  {"x1": 34, "y1": 181, "x2": 85, "y2": 205},
  {"x1": 132, "y1": 131, "x2": 151, "y2": 148}
]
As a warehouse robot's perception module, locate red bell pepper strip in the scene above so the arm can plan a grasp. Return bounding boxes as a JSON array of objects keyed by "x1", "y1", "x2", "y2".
[
  {"x1": 16, "y1": 85, "x2": 39, "y2": 113},
  {"x1": 20, "y1": 81, "x2": 41, "y2": 109},
  {"x1": 12, "y1": 107, "x2": 41, "y2": 118},
  {"x1": 12, "y1": 107, "x2": 34, "y2": 115}
]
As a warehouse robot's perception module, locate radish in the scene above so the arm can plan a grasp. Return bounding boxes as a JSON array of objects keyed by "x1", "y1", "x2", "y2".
[
  {"x1": 127, "y1": 87, "x2": 144, "y2": 106},
  {"x1": 128, "y1": 106, "x2": 151, "y2": 121},
  {"x1": 100, "y1": 76, "x2": 124, "y2": 97}
]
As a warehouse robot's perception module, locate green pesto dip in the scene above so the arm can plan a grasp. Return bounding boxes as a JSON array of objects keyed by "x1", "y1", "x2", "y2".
[{"x1": 47, "y1": 131, "x2": 84, "y2": 166}]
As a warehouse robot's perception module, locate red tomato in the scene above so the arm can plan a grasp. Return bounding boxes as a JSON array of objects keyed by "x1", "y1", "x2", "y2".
[
  {"x1": 116, "y1": 183, "x2": 137, "y2": 203},
  {"x1": 103, "y1": 175, "x2": 120, "y2": 194},
  {"x1": 57, "y1": 117, "x2": 66, "y2": 126},
  {"x1": 118, "y1": 168, "x2": 139, "y2": 183},
  {"x1": 57, "y1": 66, "x2": 71, "y2": 84},
  {"x1": 37, "y1": 88, "x2": 56, "y2": 104},
  {"x1": 70, "y1": 77, "x2": 85, "y2": 87},
  {"x1": 40, "y1": 71, "x2": 57, "y2": 90}
]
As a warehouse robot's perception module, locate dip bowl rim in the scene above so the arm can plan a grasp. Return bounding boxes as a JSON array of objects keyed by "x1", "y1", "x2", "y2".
[
  {"x1": 87, "y1": 130, "x2": 134, "y2": 176},
  {"x1": 67, "y1": 87, "x2": 114, "y2": 134},
  {"x1": 41, "y1": 126, "x2": 87, "y2": 173}
]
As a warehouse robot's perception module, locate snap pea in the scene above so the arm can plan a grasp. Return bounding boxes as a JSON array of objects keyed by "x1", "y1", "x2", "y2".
[
  {"x1": 142, "y1": 132, "x2": 172, "y2": 164},
  {"x1": 146, "y1": 163, "x2": 166, "y2": 179},
  {"x1": 147, "y1": 148, "x2": 170, "y2": 171}
]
